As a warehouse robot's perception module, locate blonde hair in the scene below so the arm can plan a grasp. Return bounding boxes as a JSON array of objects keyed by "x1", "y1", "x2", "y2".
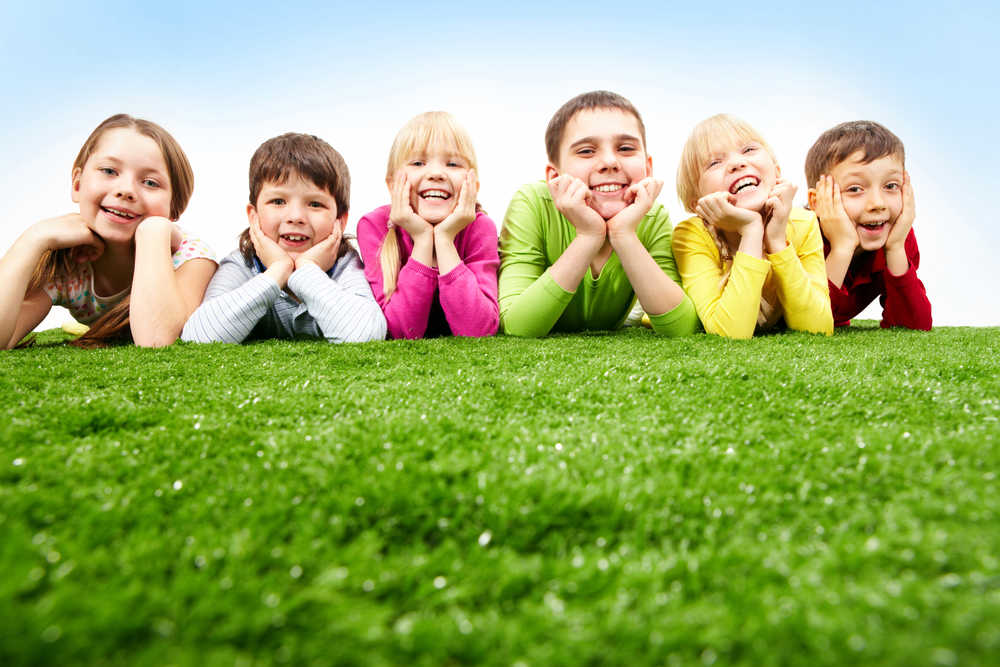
[
  {"x1": 380, "y1": 111, "x2": 479, "y2": 302},
  {"x1": 676, "y1": 114, "x2": 782, "y2": 329}
]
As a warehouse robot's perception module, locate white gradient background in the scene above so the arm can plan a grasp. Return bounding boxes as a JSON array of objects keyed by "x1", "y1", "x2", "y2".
[{"x1": 2, "y1": 0, "x2": 998, "y2": 330}]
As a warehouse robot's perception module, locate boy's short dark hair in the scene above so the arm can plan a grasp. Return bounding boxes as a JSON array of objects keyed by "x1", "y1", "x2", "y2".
[
  {"x1": 240, "y1": 133, "x2": 352, "y2": 267},
  {"x1": 544, "y1": 91, "x2": 646, "y2": 165},
  {"x1": 249, "y1": 132, "x2": 350, "y2": 216},
  {"x1": 804, "y1": 121, "x2": 905, "y2": 189}
]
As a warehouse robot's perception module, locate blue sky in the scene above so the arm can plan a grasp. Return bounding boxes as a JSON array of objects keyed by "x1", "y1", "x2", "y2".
[{"x1": 2, "y1": 0, "x2": 998, "y2": 325}]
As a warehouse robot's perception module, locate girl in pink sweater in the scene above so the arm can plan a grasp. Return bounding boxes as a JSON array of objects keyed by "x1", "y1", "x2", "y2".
[{"x1": 357, "y1": 112, "x2": 499, "y2": 339}]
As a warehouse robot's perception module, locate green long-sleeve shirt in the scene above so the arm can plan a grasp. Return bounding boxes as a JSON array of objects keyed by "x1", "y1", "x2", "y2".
[{"x1": 498, "y1": 181, "x2": 700, "y2": 338}]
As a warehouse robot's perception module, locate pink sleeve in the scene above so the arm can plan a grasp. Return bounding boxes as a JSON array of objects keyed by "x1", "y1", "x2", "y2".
[
  {"x1": 438, "y1": 212, "x2": 500, "y2": 337},
  {"x1": 356, "y1": 206, "x2": 437, "y2": 340}
]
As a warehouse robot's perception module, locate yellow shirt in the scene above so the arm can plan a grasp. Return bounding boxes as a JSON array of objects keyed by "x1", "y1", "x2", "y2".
[{"x1": 672, "y1": 208, "x2": 833, "y2": 339}]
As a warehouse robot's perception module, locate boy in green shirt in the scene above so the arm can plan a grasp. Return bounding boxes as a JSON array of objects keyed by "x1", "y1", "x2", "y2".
[{"x1": 498, "y1": 91, "x2": 699, "y2": 337}]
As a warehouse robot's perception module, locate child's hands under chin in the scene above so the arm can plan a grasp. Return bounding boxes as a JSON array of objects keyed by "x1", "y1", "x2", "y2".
[
  {"x1": 606, "y1": 177, "x2": 663, "y2": 239},
  {"x1": 695, "y1": 192, "x2": 763, "y2": 234},
  {"x1": 249, "y1": 219, "x2": 294, "y2": 273},
  {"x1": 547, "y1": 174, "x2": 607, "y2": 240},
  {"x1": 296, "y1": 222, "x2": 343, "y2": 274},
  {"x1": 389, "y1": 170, "x2": 434, "y2": 240},
  {"x1": 814, "y1": 175, "x2": 858, "y2": 252},
  {"x1": 435, "y1": 169, "x2": 477, "y2": 241},
  {"x1": 885, "y1": 171, "x2": 915, "y2": 252},
  {"x1": 763, "y1": 177, "x2": 796, "y2": 252}
]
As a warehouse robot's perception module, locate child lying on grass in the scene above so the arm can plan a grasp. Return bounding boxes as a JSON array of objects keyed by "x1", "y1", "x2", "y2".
[
  {"x1": 498, "y1": 91, "x2": 699, "y2": 338},
  {"x1": 181, "y1": 133, "x2": 386, "y2": 344},
  {"x1": 805, "y1": 121, "x2": 931, "y2": 330},
  {"x1": 672, "y1": 114, "x2": 833, "y2": 339}
]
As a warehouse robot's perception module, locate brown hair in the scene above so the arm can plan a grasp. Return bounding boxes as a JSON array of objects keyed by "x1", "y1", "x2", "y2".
[
  {"x1": 380, "y1": 112, "x2": 480, "y2": 302},
  {"x1": 544, "y1": 91, "x2": 646, "y2": 165},
  {"x1": 804, "y1": 120, "x2": 905, "y2": 190},
  {"x1": 239, "y1": 133, "x2": 352, "y2": 266},
  {"x1": 676, "y1": 114, "x2": 783, "y2": 329},
  {"x1": 22, "y1": 114, "x2": 194, "y2": 349}
]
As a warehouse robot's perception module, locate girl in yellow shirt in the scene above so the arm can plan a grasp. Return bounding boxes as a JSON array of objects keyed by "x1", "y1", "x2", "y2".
[{"x1": 672, "y1": 114, "x2": 833, "y2": 339}]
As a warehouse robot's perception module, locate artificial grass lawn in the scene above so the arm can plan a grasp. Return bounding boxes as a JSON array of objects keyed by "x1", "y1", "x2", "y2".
[{"x1": 1, "y1": 323, "x2": 998, "y2": 666}]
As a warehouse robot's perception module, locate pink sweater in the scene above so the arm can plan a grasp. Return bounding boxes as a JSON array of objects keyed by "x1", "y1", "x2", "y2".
[{"x1": 357, "y1": 205, "x2": 500, "y2": 339}]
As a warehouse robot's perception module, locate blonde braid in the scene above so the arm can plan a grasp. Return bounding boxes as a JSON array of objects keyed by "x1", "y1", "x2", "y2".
[{"x1": 702, "y1": 220, "x2": 779, "y2": 329}]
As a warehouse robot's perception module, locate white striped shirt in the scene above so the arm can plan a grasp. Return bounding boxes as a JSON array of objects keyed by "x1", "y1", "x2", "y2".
[{"x1": 181, "y1": 248, "x2": 387, "y2": 344}]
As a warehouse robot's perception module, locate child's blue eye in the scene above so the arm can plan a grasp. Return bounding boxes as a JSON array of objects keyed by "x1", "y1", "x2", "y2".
[
  {"x1": 142, "y1": 179, "x2": 159, "y2": 188},
  {"x1": 100, "y1": 167, "x2": 117, "y2": 176},
  {"x1": 410, "y1": 160, "x2": 425, "y2": 167}
]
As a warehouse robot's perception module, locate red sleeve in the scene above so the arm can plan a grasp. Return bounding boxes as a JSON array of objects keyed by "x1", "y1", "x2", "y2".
[
  {"x1": 356, "y1": 206, "x2": 436, "y2": 340},
  {"x1": 880, "y1": 228, "x2": 932, "y2": 330},
  {"x1": 438, "y1": 212, "x2": 500, "y2": 337}
]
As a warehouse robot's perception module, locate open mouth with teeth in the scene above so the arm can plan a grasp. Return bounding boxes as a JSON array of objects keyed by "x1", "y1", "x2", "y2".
[
  {"x1": 102, "y1": 206, "x2": 138, "y2": 221},
  {"x1": 420, "y1": 189, "x2": 452, "y2": 202},
  {"x1": 729, "y1": 177, "x2": 760, "y2": 195},
  {"x1": 592, "y1": 184, "x2": 626, "y2": 194},
  {"x1": 857, "y1": 221, "x2": 888, "y2": 235},
  {"x1": 280, "y1": 234, "x2": 310, "y2": 246}
]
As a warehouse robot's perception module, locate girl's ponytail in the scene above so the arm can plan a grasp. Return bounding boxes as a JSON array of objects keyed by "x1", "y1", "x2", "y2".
[{"x1": 379, "y1": 226, "x2": 402, "y2": 302}]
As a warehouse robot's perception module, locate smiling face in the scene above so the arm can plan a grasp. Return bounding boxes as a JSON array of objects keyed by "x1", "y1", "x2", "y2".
[
  {"x1": 697, "y1": 140, "x2": 778, "y2": 214},
  {"x1": 824, "y1": 151, "x2": 904, "y2": 253},
  {"x1": 547, "y1": 108, "x2": 652, "y2": 220},
  {"x1": 399, "y1": 138, "x2": 472, "y2": 224},
  {"x1": 71, "y1": 128, "x2": 172, "y2": 244},
  {"x1": 249, "y1": 174, "x2": 346, "y2": 260}
]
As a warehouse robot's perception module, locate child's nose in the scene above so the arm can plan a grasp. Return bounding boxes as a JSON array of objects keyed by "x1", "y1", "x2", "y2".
[
  {"x1": 596, "y1": 148, "x2": 619, "y2": 170},
  {"x1": 867, "y1": 191, "x2": 887, "y2": 211},
  {"x1": 115, "y1": 178, "x2": 136, "y2": 200}
]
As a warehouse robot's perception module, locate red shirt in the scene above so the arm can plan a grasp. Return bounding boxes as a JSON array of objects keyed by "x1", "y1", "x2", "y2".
[{"x1": 823, "y1": 228, "x2": 932, "y2": 330}]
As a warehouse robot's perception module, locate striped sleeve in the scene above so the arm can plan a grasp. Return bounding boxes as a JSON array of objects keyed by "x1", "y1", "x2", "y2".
[
  {"x1": 288, "y1": 252, "x2": 388, "y2": 343},
  {"x1": 181, "y1": 256, "x2": 280, "y2": 343}
]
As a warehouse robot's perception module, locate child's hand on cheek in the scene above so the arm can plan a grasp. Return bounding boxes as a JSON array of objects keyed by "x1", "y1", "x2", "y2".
[
  {"x1": 886, "y1": 171, "x2": 915, "y2": 252},
  {"x1": 389, "y1": 171, "x2": 434, "y2": 240},
  {"x1": 34, "y1": 213, "x2": 104, "y2": 261},
  {"x1": 436, "y1": 169, "x2": 477, "y2": 242},
  {"x1": 296, "y1": 223, "x2": 343, "y2": 274},
  {"x1": 695, "y1": 192, "x2": 763, "y2": 235},
  {"x1": 546, "y1": 174, "x2": 606, "y2": 239},
  {"x1": 763, "y1": 177, "x2": 796, "y2": 253},
  {"x1": 606, "y1": 177, "x2": 663, "y2": 239},
  {"x1": 250, "y1": 219, "x2": 294, "y2": 287},
  {"x1": 814, "y1": 175, "x2": 858, "y2": 253}
]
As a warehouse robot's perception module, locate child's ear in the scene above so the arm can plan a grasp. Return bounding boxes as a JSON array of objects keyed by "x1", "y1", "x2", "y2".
[
  {"x1": 70, "y1": 167, "x2": 82, "y2": 204},
  {"x1": 645, "y1": 154, "x2": 653, "y2": 178},
  {"x1": 246, "y1": 203, "x2": 258, "y2": 226},
  {"x1": 336, "y1": 212, "x2": 349, "y2": 230},
  {"x1": 807, "y1": 188, "x2": 818, "y2": 211},
  {"x1": 774, "y1": 163, "x2": 782, "y2": 179},
  {"x1": 545, "y1": 163, "x2": 560, "y2": 182}
]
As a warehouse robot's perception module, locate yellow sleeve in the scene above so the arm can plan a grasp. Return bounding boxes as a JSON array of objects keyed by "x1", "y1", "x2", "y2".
[
  {"x1": 767, "y1": 209, "x2": 834, "y2": 335},
  {"x1": 671, "y1": 216, "x2": 769, "y2": 339}
]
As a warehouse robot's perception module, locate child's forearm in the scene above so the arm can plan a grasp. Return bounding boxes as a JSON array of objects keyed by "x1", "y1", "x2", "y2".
[
  {"x1": 181, "y1": 273, "x2": 279, "y2": 343},
  {"x1": 549, "y1": 234, "x2": 606, "y2": 292},
  {"x1": 439, "y1": 263, "x2": 500, "y2": 338},
  {"x1": 290, "y1": 264, "x2": 387, "y2": 343},
  {"x1": 884, "y1": 245, "x2": 910, "y2": 278},
  {"x1": 0, "y1": 231, "x2": 51, "y2": 348},
  {"x1": 130, "y1": 220, "x2": 190, "y2": 347},
  {"x1": 609, "y1": 233, "x2": 685, "y2": 318},
  {"x1": 825, "y1": 245, "x2": 854, "y2": 288}
]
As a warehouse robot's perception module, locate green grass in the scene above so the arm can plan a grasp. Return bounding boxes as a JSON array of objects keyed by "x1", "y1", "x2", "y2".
[{"x1": 2, "y1": 323, "x2": 999, "y2": 666}]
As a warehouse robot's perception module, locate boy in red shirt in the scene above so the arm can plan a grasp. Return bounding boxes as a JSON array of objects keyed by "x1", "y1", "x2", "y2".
[{"x1": 805, "y1": 121, "x2": 931, "y2": 329}]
